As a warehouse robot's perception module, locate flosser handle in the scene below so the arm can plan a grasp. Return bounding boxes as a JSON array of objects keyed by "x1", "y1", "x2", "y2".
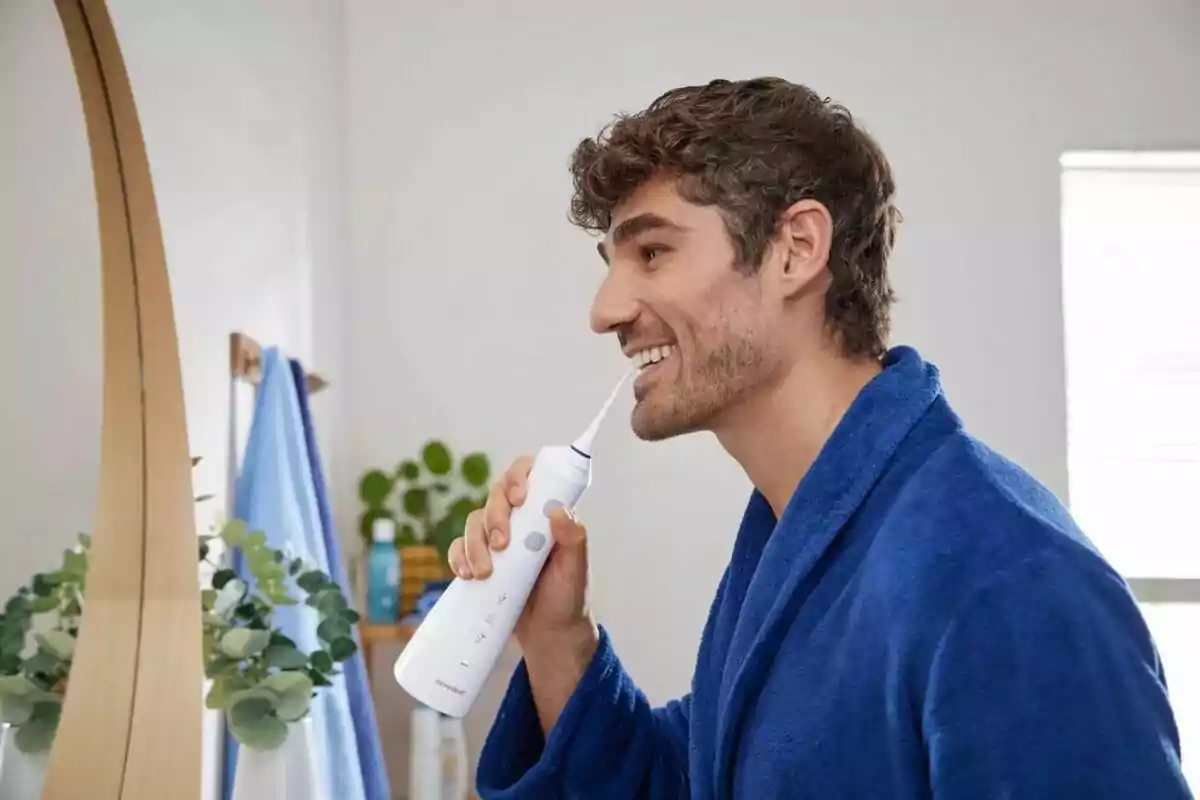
[
  {"x1": 393, "y1": 446, "x2": 591, "y2": 717},
  {"x1": 459, "y1": 446, "x2": 590, "y2": 656}
]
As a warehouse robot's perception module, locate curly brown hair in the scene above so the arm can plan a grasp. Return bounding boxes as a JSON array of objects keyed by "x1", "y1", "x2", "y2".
[{"x1": 568, "y1": 77, "x2": 899, "y2": 360}]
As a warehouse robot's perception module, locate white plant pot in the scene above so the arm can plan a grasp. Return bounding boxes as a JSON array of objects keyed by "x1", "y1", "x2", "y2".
[
  {"x1": 230, "y1": 716, "x2": 320, "y2": 800},
  {"x1": 0, "y1": 725, "x2": 49, "y2": 800}
]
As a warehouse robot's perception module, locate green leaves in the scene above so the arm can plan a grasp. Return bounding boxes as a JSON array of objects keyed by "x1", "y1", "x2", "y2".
[
  {"x1": 402, "y1": 487, "x2": 429, "y2": 517},
  {"x1": 259, "y1": 672, "x2": 313, "y2": 722},
  {"x1": 359, "y1": 470, "x2": 394, "y2": 506},
  {"x1": 220, "y1": 670, "x2": 315, "y2": 750},
  {"x1": 13, "y1": 700, "x2": 62, "y2": 754},
  {"x1": 317, "y1": 617, "x2": 351, "y2": 644},
  {"x1": 27, "y1": 596, "x2": 59, "y2": 613},
  {"x1": 422, "y1": 441, "x2": 452, "y2": 475},
  {"x1": 396, "y1": 523, "x2": 418, "y2": 547},
  {"x1": 228, "y1": 689, "x2": 289, "y2": 750},
  {"x1": 220, "y1": 628, "x2": 271, "y2": 659},
  {"x1": 197, "y1": 519, "x2": 358, "y2": 752},
  {"x1": 310, "y1": 650, "x2": 333, "y2": 674},
  {"x1": 206, "y1": 672, "x2": 250, "y2": 708},
  {"x1": 264, "y1": 644, "x2": 308, "y2": 670},
  {"x1": 461, "y1": 452, "x2": 491, "y2": 487},
  {"x1": 359, "y1": 440, "x2": 494, "y2": 558},
  {"x1": 299, "y1": 570, "x2": 330, "y2": 594},
  {"x1": 35, "y1": 630, "x2": 75, "y2": 661},
  {"x1": 62, "y1": 550, "x2": 87, "y2": 578},
  {"x1": 212, "y1": 579, "x2": 245, "y2": 617},
  {"x1": 212, "y1": 569, "x2": 237, "y2": 589},
  {"x1": 329, "y1": 637, "x2": 356, "y2": 662},
  {"x1": 0, "y1": 674, "x2": 39, "y2": 724},
  {"x1": 220, "y1": 519, "x2": 248, "y2": 547},
  {"x1": 0, "y1": 674, "x2": 62, "y2": 751}
]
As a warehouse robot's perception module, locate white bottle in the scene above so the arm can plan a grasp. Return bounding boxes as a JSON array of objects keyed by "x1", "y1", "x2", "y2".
[
  {"x1": 393, "y1": 373, "x2": 630, "y2": 718},
  {"x1": 439, "y1": 714, "x2": 469, "y2": 799},
  {"x1": 408, "y1": 704, "x2": 443, "y2": 800}
]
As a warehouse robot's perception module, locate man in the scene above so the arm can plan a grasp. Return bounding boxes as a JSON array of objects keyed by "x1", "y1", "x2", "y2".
[{"x1": 447, "y1": 78, "x2": 1191, "y2": 798}]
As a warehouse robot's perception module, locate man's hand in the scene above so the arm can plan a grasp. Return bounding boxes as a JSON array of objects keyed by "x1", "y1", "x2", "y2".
[{"x1": 447, "y1": 455, "x2": 599, "y2": 733}]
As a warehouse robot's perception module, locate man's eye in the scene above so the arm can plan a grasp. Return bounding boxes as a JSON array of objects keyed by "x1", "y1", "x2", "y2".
[{"x1": 640, "y1": 245, "x2": 667, "y2": 263}]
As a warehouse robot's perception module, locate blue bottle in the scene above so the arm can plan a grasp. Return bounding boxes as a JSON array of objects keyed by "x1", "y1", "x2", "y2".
[{"x1": 366, "y1": 517, "x2": 401, "y2": 623}]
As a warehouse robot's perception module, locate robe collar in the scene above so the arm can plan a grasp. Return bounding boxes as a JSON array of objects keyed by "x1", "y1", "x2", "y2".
[{"x1": 707, "y1": 345, "x2": 946, "y2": 797}]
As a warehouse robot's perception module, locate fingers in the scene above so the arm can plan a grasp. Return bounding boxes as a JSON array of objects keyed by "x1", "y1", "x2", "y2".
[
  {"x1": 451, "y1": 508, "x2": 493, "y2": 579},
  {"x1": 450, "y1": 456, "x2": 534, "y2": 581},
  {"x1": 447, "y1": 536, "x2": 468, "y2": 578},
  {"x1": 547, "y1": 507, "x2": 587, "y2": 549},
  {"x1": 484, "y1": 455, "x2": 533, "y2": 550}
]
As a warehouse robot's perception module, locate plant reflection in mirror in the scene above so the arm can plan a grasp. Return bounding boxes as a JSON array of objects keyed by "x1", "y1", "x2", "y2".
[{"x1": 0, "y1": 455, "x2": 356, "y2": 753}]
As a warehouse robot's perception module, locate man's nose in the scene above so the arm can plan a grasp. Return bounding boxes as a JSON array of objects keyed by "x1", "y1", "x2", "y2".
[{"x1": 589, "y1": 271, "x2": 639, "y2": 335}]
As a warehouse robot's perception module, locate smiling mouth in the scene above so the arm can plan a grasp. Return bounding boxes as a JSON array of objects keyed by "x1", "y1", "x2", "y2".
[{"x1": 630, "y1": 344, "x2": 675, "y2": 371}]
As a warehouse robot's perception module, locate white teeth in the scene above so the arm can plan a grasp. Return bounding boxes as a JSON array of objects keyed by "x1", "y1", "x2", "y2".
[{"x1": 630, "y1": 345, "x2": 674, "y2": 370}]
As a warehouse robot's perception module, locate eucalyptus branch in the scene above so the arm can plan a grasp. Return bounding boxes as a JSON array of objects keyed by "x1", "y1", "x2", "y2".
[
  {"x1": 0, "y1": 533, "x2": 89, "y2": 754},
  {"x1": 200, "y1": 519, "x2": 359, "y2": 750}
]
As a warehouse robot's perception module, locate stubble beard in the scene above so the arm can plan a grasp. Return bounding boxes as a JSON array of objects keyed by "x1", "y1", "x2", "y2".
[{"x1": 631, "y1": 333, "x2": 773, "y2": 442}]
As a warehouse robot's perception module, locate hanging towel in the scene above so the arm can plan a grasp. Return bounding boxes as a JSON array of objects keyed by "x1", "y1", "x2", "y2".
[
  {"x1": 289, "y1": 358, "x2": 391, "y2": 800},
  {"x1": 223, "y1": 346, "x2": 367, "y2": 800}
]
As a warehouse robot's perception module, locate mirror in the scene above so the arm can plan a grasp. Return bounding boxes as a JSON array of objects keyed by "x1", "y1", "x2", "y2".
[
  {"x1": 0, "y1": 0, "x2": 104, "y2": 781},
  {"x1": 0, "y1": 1, "x2": 202, "y2": 797}
]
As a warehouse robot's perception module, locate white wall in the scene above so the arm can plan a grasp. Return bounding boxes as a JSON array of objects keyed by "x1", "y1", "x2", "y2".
[
  {"x1": 0, "y1": 1, "x2": 103, "y2": 600},
  {"x1": 107, "y1": 0, "x2": 347, "y2": 516},
  {"x1": 341, "y1": 0, "x2": 1200, "y2": 777}
]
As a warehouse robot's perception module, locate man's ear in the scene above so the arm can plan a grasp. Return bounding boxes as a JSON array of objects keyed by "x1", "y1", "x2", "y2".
[{"x1": 771, "y1": 198, "x2": 832, "y2": 299}]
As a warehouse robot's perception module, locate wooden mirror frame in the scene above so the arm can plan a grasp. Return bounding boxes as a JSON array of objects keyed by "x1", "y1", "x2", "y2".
[{"x1": 42, "y1": 1, "x2": 202, "y2": 797}]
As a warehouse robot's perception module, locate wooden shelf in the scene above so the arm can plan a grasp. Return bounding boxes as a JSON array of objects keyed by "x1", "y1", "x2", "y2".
[
  {"x1": 360, "y1": 621, "x2": 417, "y2": 645},
  {"x1": 358, "y1": 621, "x2": 417, "y2": 681}
]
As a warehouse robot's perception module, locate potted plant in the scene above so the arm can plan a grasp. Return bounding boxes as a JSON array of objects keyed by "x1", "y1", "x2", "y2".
[
  {"x1": 358, "y1": 439, "x2": 490, "y2": 615},
  {"x1": 0, "y1": 459, "x2": 210, "y2": 779},
  {"x1": 0, "y1": 535, "x2": 90, "y2": 798},
  {"x1": 200, "y1": 519, "x2": 358, "y2": 800},
  {"x1": 0, "y1": 454, "x2": 357, "y2": 800}
]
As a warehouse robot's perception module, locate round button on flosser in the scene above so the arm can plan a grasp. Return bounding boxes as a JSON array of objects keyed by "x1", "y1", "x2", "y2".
[
  {"x1": 523, "y1": 531, "x2": 547, "y2": 552},
  {"x1": 542, "y1": 499, "x2": 564, "y2": 516}
]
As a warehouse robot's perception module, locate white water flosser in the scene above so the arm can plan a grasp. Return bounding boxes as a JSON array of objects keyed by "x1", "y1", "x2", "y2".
[{"x1": 394, "y1": 372, "x2": 632, "y2": 718}]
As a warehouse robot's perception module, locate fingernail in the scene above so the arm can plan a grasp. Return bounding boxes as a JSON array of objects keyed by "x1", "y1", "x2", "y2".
[{"x1": 489, "y1": 529, "x2": 503, "y2": 547}]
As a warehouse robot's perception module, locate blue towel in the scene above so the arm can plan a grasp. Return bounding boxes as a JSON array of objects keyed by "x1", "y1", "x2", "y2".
[
  {"x1": 476, "y1": 345, "x2": 1191, "y2": 799},
  {"x1": 289, "y1": 358, "x2": 391, "y2": 800},
  {"x1": 223, "y1": 346, "x2": 366, "y2": 800}
]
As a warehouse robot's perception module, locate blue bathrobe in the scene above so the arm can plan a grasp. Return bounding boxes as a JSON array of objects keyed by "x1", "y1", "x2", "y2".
[{"x1": 476, "y1": 346, "x2": 1191, "y2": 799}]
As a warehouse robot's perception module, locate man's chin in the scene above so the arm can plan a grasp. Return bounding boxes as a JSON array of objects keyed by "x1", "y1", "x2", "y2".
[{"x1": 630, "y1": 401, "x2": 702, "y2": 442}]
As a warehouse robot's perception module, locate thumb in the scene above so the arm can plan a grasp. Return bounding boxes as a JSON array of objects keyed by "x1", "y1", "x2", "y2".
[
  {"x1": 547, "y1": 507, "x2": 587, "y2": 549},
  {"x1": 546, "y1": 507, "x2": 589, "y2": 589}
]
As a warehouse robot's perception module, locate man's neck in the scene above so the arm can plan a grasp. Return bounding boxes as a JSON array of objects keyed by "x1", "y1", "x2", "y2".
[{"x1": 713, "y1": 350, "x2": 882, "y2": 517}]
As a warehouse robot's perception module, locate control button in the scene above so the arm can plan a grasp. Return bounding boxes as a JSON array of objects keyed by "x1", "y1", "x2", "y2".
[
  {"x1": 497, "y1": 592, "x2": 508, "y2": 604},
  {"x1": 459, "y1": 659, "x2": 470, "y2": 667},
  {"x1": 484, "y1": 613, "x2": 495, "y2": 625},
  {"x1": 523, "y1": 531, "x2": 548, "y2": 552},
  {"x1": 542, "y1": 499, "x2": 564, "y2": 517},
  {"x1": 474, "y1": 632, "x2": 487, "y2": 643}
]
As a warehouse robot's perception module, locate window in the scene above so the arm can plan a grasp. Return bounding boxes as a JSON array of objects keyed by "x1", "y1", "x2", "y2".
[{"x1": 1061, "y1": 151, "x2": 1200, "y2": 790}]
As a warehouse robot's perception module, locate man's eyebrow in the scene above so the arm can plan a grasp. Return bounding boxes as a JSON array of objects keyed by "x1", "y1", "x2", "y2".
[{"x1": 597, "y1": 213, "x2": 687, "y2": 264}]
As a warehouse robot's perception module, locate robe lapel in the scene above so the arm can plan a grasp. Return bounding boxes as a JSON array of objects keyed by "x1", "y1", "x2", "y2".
[
  {"x1": 712, "y1": 346, "x2": 944, "y2": 797},
  {"x1": 690, "y1": 492, "x2": 776, "y2": 800}
]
